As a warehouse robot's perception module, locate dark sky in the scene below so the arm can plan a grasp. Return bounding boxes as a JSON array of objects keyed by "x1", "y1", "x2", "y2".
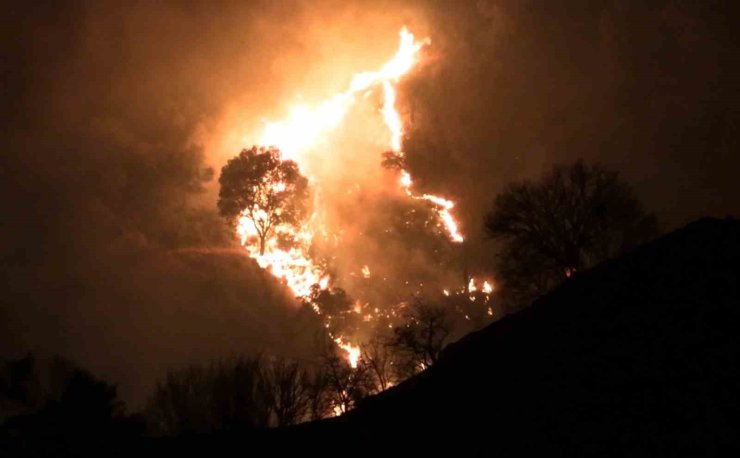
[{"x1": 2, "y1": 0, "x2": 738, "y2": 407}]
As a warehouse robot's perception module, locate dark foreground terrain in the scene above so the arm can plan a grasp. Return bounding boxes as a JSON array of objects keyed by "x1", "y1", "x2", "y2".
[
  {"x1": 155, "y1": 218, "x2": 739, "y2": 456},
  {"x1": 6, "y1": 218, "x2": 739, "y2": 456}
]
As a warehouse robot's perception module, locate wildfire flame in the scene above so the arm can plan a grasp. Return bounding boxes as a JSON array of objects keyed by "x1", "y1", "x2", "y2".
[
  {"x1": 236, "y1": 216, "x2": 327, "y2": 297},
  {"x1": 398, "y1": 172, "x2": 464, "y2": 243},
  {"x1": 466, "y1": 278, "x2": 494, "y2": 296},
  {"x1": 333, "y1": 337, "x2": 361, "y2": 368},
  {"x1": 237, "y1": 27, "x2": 435, "y2": 300},
  {"x1": 260, "y1": 27, "x2": 428, "y2": 163},
  {"x1": 234, "y1": 26, "x2": 469, "y2": 365}
]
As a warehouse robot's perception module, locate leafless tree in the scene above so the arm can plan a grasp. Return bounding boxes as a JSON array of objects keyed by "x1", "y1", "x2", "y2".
[
  {"x1": 263, "y1": 357, "x2": 312, "y2": 427},
  {"x1": 317, "y1": 338, "x2": 372, "y2": 415},
  {"x1": 360, "y1": 334, "x2": 397, "y2": 392},
  {"x1": 146, "y1": 356, "x2": 270, "y2": 435},
  {"x1": 390, "y1": 299, "x2": 453, "y2": 377}
]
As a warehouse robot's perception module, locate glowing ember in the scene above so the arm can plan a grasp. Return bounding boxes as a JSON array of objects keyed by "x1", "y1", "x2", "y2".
[{"x1": 361, "y1": 265, "x2": 371, "y2": 279}]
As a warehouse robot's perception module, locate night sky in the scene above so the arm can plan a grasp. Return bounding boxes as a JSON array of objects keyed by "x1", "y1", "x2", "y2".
[{"x1": 2, "y1": 0, "x2": 738, "y2": 406}]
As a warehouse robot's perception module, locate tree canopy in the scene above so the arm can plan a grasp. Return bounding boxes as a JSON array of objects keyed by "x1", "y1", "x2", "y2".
[
  {"x1": 485, "y1": 159, "x2": 657, "y2": 308},
  {"x1": 218, "y1": 146, "x2": 309, "y2": 254}
]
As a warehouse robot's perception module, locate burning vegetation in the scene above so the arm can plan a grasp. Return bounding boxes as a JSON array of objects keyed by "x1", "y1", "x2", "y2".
[{"x1": 216, "y1": 27, "x2": 494, "y2": 391}]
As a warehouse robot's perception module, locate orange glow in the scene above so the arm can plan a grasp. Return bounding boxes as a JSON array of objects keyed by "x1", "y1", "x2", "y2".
[
  {"x1": 382, "y1": 81, "x2": 403, "y2": 151},
  {"x1": 231, "y1": 26, "x2": 475, "y2": 368},
  {"x1": 258, "y1": 26, "x2": 428, "y2": 163},
  {"x1": 334, "y1": 337, "x2": 361, "y2": 368},
  {"x1": 482, "y1": 280, "x2": 494, "y2": 294},
  {"x1": 235, "y1": 26, "x2": 433, "y2": 305},
  {"x1": 399, "y1": 170, "x2": 412, "y2": 188},
  {"x1": 236, "y1": 213, "x2": 322, "y2": 297},
  {"x1": 398, "y1": 168, "x2": 464, "y2": 243}
]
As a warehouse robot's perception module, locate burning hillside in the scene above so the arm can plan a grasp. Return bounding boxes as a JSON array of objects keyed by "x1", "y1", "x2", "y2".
[{"x1": 219, "y1": 27, "x2": 492, "y2": 368}]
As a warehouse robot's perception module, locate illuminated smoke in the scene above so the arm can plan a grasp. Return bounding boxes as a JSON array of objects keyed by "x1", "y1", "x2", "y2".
[{"x1": 233, "y1": 27, "x2": 473, "y2": 365}]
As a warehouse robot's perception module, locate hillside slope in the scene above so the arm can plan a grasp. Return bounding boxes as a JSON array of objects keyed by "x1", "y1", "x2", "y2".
[
  {"x1": 279, "y1": 217, "x2": 740, "y2": 455},
  {"x1": 147, "y1": 218, "x2": 739, "y2": 456}
]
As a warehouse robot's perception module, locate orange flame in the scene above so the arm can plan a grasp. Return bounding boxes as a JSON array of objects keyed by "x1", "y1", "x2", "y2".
[
  {"x1": 382, "y1": 81, "x2": 403, "y2": 151},
  {"x1": 236, "y1": 213, "x2": 323, "y2": 297},
  {"x1": 482, "y1": 280, "x2": 494, "y2": 294},
  {"x1": 259, "y1": 26, "x2": 428, "y2": 163},
  {"x1": 234, "y1": 27, "x2": 469, "y2": 367},
  {"x1": 334, "y1": 337, "x2": 361, "y2": 368},
  {"x1": 236, "y1": 26, "x2": 434, "y2": 303},
  {"x1": 398, "y1": 171, "x2": 464, "y2": 243}
]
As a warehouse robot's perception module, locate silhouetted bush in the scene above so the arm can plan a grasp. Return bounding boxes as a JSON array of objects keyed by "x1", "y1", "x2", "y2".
[
  {"x1": 146, "y1": 356, "x2": 269, "y2": 435},
  {"x1": 146, "y1": 355, "x2": 328, "y2": 434},
  {"x1": 389, "y1": 299, "x2": 454, "y2": 377},
  {"x1": 0, "y1": 353, "x2": 144, "y2": 456},
  {"x1": 485, "y1": 159, "x2": 658, "y2": 309}
]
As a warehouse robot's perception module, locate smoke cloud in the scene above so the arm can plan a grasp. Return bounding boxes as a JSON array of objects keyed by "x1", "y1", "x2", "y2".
[{"x1": 2, "y1": 0, "x2": 737, "y2": 406}]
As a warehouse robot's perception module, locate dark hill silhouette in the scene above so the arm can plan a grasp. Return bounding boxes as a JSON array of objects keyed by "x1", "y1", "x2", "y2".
[{"x1": 145, "y1": 217, "x2": 739, "y2": 456}]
